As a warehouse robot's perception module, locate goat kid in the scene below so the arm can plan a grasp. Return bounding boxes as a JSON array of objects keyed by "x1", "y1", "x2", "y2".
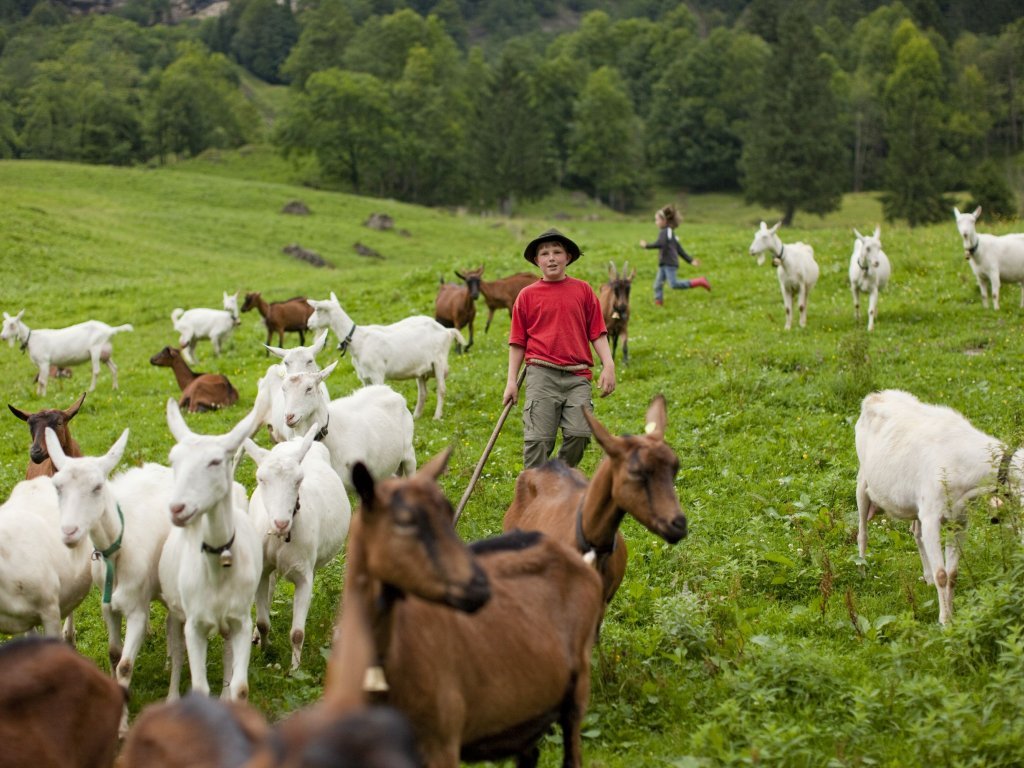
[
  {"x1": 435, "y1": 267, "x2": 482, "y2": 352},
  {"x1": 159, "y1": 400, "x2": 263, "y2": 700},
  {"x1": 306, "y1": 292, "x2": 464, "y2": 420},
  {"x1": 278, "y1": 363, "x2": 417, "y2": 490},
  {"x1": 954, "y1": 206, "x2": 1024, "y2": 310},
  {"x1": 0, "y1": 637, "x2": 123, "y2": 768},
  {"x1": 45, "y1": 427, "x2": 173, "y2": 735},
  {"x1": 598, "y1": 261, "x2": 636, "y2": 365},
  {"x1": 244, "y1": 422, "x2": 351, "y2": 671},
  {"x1": 9, "y1": 391, "x2": 86, "y2": 478},
  {"x1": 150, "y1": 346, "x2": 239, "y2": 412},
  {"x1": 171, "y1": 291, "x2": 240, "y2": 365},
  {"x1": 324, "y1": 451, "x2": 604, "y2": 768},
  {"x1": 855, "y1": 389, "x2": 1024, "y2": 625},
  {"x1": 480, "y1": 272, "x2": 536, "y2": 333},
  {"x1": 241, "y1": 292, "x2": 313, "y2": 349},
  {"x1": 748, "y1": 221, "x2": 819, "y2": 330},
  {"x1": 1, "y1": 311, "x2": 132, "y2": 396},
  {"x1": 848, "y1": 226, "x2": 891, "y2": 332}
]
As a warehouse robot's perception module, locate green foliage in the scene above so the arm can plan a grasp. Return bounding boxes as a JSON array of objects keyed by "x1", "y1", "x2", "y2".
[
  {"x1": 966, "y1": 159, "x2": 1019, "y2": 219},
  {"x1": 230, "y1": 0, "x2": 298, "y2": 84},
  {"x1": 280, "y1": 0, "x2": 357, "y2": 89}
]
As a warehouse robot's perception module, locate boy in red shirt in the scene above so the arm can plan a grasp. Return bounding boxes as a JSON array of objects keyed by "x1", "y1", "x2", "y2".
[{"x1": 502, "y1": 228, "x2": 616, "y2": 468}]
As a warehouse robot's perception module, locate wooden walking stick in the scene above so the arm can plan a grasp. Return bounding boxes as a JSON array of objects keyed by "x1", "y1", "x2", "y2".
[{"x1": 453, "y1": 367, "x2": 526, "y2": 526}]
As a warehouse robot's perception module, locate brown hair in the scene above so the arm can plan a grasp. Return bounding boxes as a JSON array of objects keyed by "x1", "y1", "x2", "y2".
[{"x1": 659, "y1": 205, "x2": 680, "y2": 229}]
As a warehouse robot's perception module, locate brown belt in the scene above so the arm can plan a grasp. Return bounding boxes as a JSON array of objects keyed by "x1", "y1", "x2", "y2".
[{"x1": 526, "y1": 358, "x2": 590, "y2": 373}]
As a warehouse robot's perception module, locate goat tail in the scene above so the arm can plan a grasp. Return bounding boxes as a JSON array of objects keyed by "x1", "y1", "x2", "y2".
[
  {"x1": 170, "y1": 308, "x2": 185, "y2": 325},
  {"x1": 450, "y1": 328, "x2": 467, "y2": 348},
  {"x1": 112, "y1": 324, "x2": 134, "y2": 335}
]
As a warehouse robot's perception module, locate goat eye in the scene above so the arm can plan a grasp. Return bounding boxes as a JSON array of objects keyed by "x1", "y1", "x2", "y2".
[
  {"x1": 93, "y1": 484, "x2": 103, "y2": 494},
  {"x1": 208, "y1": 458, "x2": 223, "y2": 467}
]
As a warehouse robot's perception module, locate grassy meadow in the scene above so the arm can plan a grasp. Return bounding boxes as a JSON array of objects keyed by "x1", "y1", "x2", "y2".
[{"x1": 3, "y1": 158, "x2": 1024, "y2": 766}]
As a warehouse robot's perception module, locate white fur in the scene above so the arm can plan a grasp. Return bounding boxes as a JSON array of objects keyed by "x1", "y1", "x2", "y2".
[
  {"x1": 848, "y1": 226, "x2": 891, "y2": 332},
  {"x1": 253, "y1": 330, "x2": 330, "y2": 443},
  {"x1": 0, "y1": 476, "x2": 92, "y2": 639},
  {"x1": 954, "y1": 206, "x2": 1024, "y2": 310},
  {"x1": 244, "y1": 423, "x2": 350, "y2": 670},
  {"x1": 45, "y1": 427, "x2": 173, "y2": 734},
  {"x1": 748, "y1": 221, "x2": 820, "y2": 330},
  {"x1": 170, "y1": 291, "x2": 239, "y2": 364},
  {"x1": 280, "y1": 364, "x2": 416, "y2": 491},
  {"x1": 306, "y1": 292, "x2": 464, "y2": 419},
  {"x1": 159, "y1": 400, "x2": 263, "y2": 700},
  {"x1": 1, "y1": 311, "x2": 132, "y2": 396},
  {"x1": 855, "y1": 389, "x2": 1024, "y2": 625}
]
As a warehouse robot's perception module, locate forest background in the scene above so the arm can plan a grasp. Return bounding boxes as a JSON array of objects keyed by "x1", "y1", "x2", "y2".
[{"x1": 0, "y1": 0, "x2": 1022, "y2": 224}]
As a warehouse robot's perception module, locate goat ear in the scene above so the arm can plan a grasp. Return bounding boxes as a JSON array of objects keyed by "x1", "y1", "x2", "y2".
[
  {"x1": 853, "y1": 227, "x2": 864, "y2": 241},
  {"x1": 973, "y1": 206, "x2": 982, "y2": 219},
  {"x1": 607, "y1": 261, "x2": 616, "y2": 280},
  {"x1": 65, "y1": 392, "x2": 87, "y2": 420},
  {"x1": 455, "y1": 270, "x2": 466, "y2": 281},
  {"x1": 166, "y1": 398, "x2": 193, "y2": 443},
  {"x1": 8, "y1": 404, "x2": 28, "y2": 422},
  {"x1": 242, "y1": 438, "x2": 268, "y2": 466},
  {"x1": 15, "y1": 309, "x2": 24, "y2": 321},
  {"x1": 644, "y1": 395, "x2": 667, "y2": 440},
  {"x1": 583, "y1": 409, "x2": 624, "y2": 457},
  {"x1": 953, "y1": 206, "x2": 961, "y2": 217},
  {"x1": 417, "y1": 447, "x2": 452, "y2": 482},
  {"x1": 770, "y1": 222, "x2": 781, "y2": 233},
  {"x1": 759, "y1": 221, "x2": 768, "y2": 231},
  {"x1": 352, "y1": 462, "x2": 376, "y2": 511},
  {"x1": 311, "y1": 330, "x2": 329, "y2": 355},
  {"x1": 101, "y1": 429, "x2": 129, "y2": 476},
  {"x1": 225, "y1": 406, "x2": 263, "y2": 450},
  {"x1": 329, "y1": 291, "x2": 339, "y2": 304},
  {"x1": 317, "y1": 361, "x2": 339, "y2": 383},
  {"x1": 297, "y1": 423, "x2": 319, "y2": 460},
  {"x1": 265, "y1": 344, "x2": 287, "y2": 359},
  {"x1": 628, "y1": 267, "x2": 637, "y2": 281},
  {"x1": 44, "y1": 428, "x2": 68, "y2": 470},
  {"x1": 873, "y1": 225, "x2": 881, "y2": 240}
]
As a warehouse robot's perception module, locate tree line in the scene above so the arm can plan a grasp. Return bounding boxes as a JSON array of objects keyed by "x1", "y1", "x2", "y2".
[{"x1": 0, "y1": 0, "x2": 1021, "y2": 223}]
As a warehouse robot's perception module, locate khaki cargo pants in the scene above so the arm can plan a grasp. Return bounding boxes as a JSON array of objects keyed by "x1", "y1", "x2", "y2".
[{"x1": 521, "y1": 364, "x2": 594, "y2": 469}]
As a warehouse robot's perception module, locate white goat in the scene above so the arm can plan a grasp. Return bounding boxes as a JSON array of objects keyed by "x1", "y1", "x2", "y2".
[
  {"x1": 855, "y1": 389, "x2": 1024, "y2": 625},
  {"x1": 253, "y1": 330, "x2": 330, "y2": 443},
  {"x1": 306, "y1": 292, "x2": 464, "y2": 419},
  {"x1": 171, "y1": 291, "x2": 240, "y2": 365},
  {"x1": 45, "y1": 427, "x2": 173, "y2": 735},
  {"x1": 244, "y1": 422, "x2": 350, "y2": 671},
  {"x1": 748, "y1": 221, "x2": 819, "y2": 330},
  {"x1": 848, "y1": 226, "x2": 891, "y2": 332},
  {"x1": 1, "y1": 311, "x2": 133, "y2": 396},
  {"x1": 953, "y1": 206, "x2": 1024, "y2": 310},
  {"x1": 280, "y1": 363, "x2": 416, "y2": 490},
  {"x1": 0, "y1": 476, "x2": 92, "y2": 640},
  {"x1": 159, "y1": 400, "x2": 263, "y2": 700}
]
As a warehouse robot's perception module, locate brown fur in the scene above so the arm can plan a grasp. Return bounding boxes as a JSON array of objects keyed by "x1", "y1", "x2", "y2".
[
  {"x1": 149, "y1": 346, "x2": 239, "y2": 413},
  {"x1": 503, "y1": 395, "x2": 687, "y2": 604},
  {"x1": 598, "y1": 261, "x2": 636, "y2": 365},
  {"x1": 9, "y1": 392, "x2": 86, "y2": 478},
  {"x1": 0, "y1": 637, "x2": 123, "y2": 768},
  {"x1": 325, "y1": 451, "x2": 603, "y2": 768},
  {"x1": 241, "y1": 292, "x2": 314, "y2": 349},
  {"x1": 479, "y1": 272, "x2": 536, "y2": 333},
  {"x1": 434, "y1": 267, "x2": 482, "y2": 352}
]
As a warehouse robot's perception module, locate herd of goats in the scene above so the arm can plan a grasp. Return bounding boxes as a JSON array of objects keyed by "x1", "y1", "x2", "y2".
[{"x1": 0, "y1": 206, "x2": 1023, "y2": 767}]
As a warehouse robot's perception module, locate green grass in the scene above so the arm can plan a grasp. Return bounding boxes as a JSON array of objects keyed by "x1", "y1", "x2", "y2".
[{"x1": 3, "y1": 159, "x2": 1024, "y2": 766}]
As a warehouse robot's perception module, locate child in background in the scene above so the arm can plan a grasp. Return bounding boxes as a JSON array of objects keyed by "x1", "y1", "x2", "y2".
[
  {"x1": 640, "y1": 204, "x2": 710, "y2": 305},
  {"x1": 503, "y1": 228, "x2": 615, "y2": 469}
]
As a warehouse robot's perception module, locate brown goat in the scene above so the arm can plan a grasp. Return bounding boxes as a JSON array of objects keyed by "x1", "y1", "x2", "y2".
[
  {"x1": 434, "y1": 267, "x2": 482, "y2": 352},
  {"x1": 0, "y1": 637, "x2": 123, "y2": 768},
  {"x1": 149, "y1": 346, "x2": 239, "y2": 413},
  {"x1": 479, "y1": 272, "x2": 536, "y2": 333},
  {"x1": 9, "y1": 391, "x2": 86, "y2": 479},
  {"x1": 598, "y1": 261, "x2": 636, "y2": 365},
  {"x1": 242, "y1": 292, "x2": 314, "y2": 349},
  {"x1": 322, "y1": 450, "x2": 604, "y2": 768},
  {"x1": 503, "y1": 394, "x2": 687, "y2": 604}
]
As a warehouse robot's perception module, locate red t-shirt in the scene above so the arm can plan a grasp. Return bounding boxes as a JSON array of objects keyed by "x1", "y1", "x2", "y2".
[{"x1": 509, "y1": 276, "x2": 607, "y2": 380}]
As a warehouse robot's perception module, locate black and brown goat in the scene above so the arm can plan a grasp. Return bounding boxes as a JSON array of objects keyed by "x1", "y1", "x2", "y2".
[
  {"x1": 598, "y1": 261, "x2": 636, "y2": 365},
  {"x1": 149, "y1": 346, "x2": 239, "y2": 413},
  {"x1": 242, "y1": 292, "x2": 314, "y2": 349},
  {"x1": 0, "y1": 637, "x2": 123, "y2": 768},
  {"x1": 321, "y1": 450, "x2": 604, "y2": 768},
  {"x1": 434, "y1": 267, "x2": 483, "y2": 352},
  {"x1": 9, "y1": 391, "x2": 86, "y2": 479},
  {"x1": 504, "y1": 394, "x2": 687, "y2": 605},
  {"x1": 479, "y1": 271, "x2": 536, "y2": 333}
]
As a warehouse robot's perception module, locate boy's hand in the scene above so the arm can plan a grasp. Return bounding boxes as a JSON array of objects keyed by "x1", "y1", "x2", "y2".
[
  {"x1": 691, "y1": 258, "x2": 701, "y2": 266},
  {"x1": 639, "y1": 239, "x2": 648, "y2": 247},
  {"x1": 597, "y1": 366, "x2": 615, "y2": 398},
  {"x1": 502, "y1": 381, "x2": 519, "y2": 405}
]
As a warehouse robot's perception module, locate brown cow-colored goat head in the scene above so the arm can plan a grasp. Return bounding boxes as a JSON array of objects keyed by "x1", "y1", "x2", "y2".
[{"x1": 9, "y1": 392, "x2": 86, "y2": 467}]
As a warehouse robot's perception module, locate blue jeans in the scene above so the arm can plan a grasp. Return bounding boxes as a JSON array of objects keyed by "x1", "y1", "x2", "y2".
[{"x1": 654, "y1": 266, "x2": 691, "y2": 301}]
